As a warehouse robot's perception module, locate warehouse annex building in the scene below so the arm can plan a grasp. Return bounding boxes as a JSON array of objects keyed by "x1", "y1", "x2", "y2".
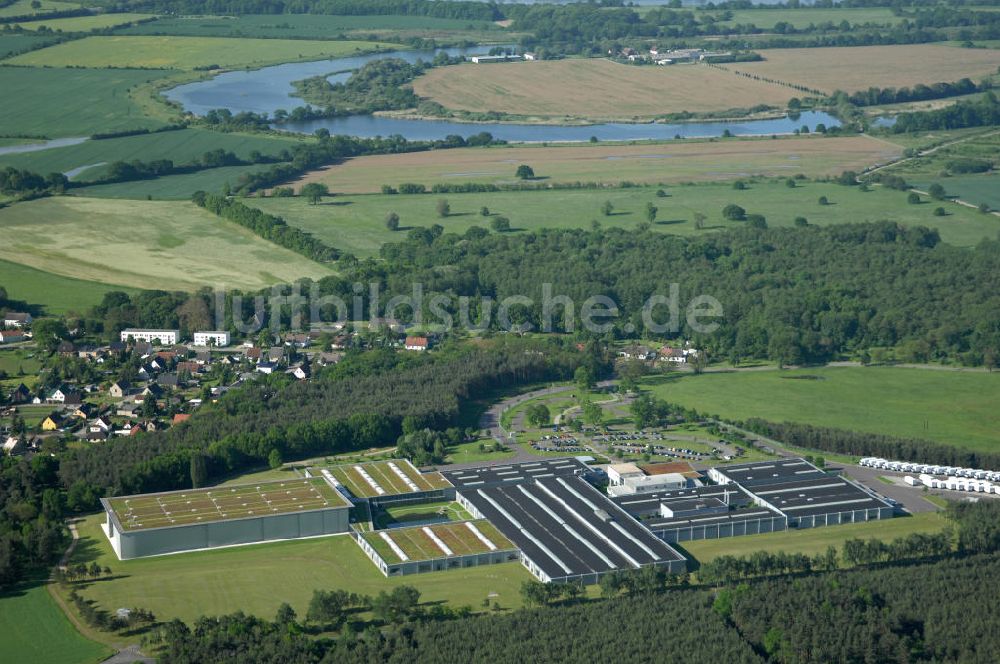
[{"x1": 101, "y1": 477, "x2": 351, "y2": 560}]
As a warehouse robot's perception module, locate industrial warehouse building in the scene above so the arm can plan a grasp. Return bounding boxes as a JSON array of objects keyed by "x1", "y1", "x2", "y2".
[
  {"x1": 446, "y1": 460, "x2": 687, "y2": 584},
  {"x1": 613, "y1": 484, "x2": 788, "y2": 542},
  {"x1": 355, "y1": 519, "x2": 520, "y2": 576},
  {"x1": 312, "y1": 459, "x2": 453, "y2": 506},
  {"x1": 709, "y1": 459, "x2": 894, "y2": 528},
  {"x1": 101, "y1": 477, "x2": 351, "y2": 560}
]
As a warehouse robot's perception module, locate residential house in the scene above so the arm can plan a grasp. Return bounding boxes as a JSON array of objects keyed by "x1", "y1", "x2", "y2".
[
  {"x1": 176, "y1": 361, "x2": 200, "y2": 376},
  {"x1": 116, "y1": 402, "x2": 140, "y2": 417},
  {"x1": 47, "y1": 387, "x2": 81, "y2": 405},
  {"x1": 256, "y1": 362, "x2": 278, "y2": 375},
  {"x1": 3, "y1": 435, "x2": 26, "y2": 455},
  {"x1": 283, "y1": 332, "x2": 310, "y2": 348},
  {"x1": 330, "y1": 335, "x2": 351, "y2": 350},
  {"x1": 89, "y1": 416, "x2": 112, "y2": 434},
  {"x1": 244, "y1": 347, "x2": 262, "y2": 362},
  {"x1": 41, "y1": 413, "x2": 62, "y2": 432},
  {"x1": 0, "y1": 330, "x2": 26, "y2": 344},
  {"x1": 195, "y1": 350, "x2": 212, "y2": 365},
  {"x1": 157, "y1": 373, "x2": 180, "y2": 388},
  {"x1": 8, "y1": 383, "x2": 31, "y2": 404},
  {"x1": 172, "y1": 413, "x2": 191, "y2": 425},
  {"x1": 71, "y1": 404, "x2": 95, "y2": 420},
  {"x1": 2, "y1": 312, "x2": 32, "y2": 328},
  {"x1": 192, "y1": 331, "x2": 230, "y2": 347},
  {"x1": 57, "y1": 340, "x2": 76, "y2": 355},
  {"x1": 109, "y1": 381, "x2": 130, "y2": 399},
  {"x1": 267, "y1": 347, "x2": 285, "y2": 364},
  {"x1": 404, "y1": 336, "x2": 429, "y2": 351},
  {"x1": 287, "y1": 364, "x2": 310, "y2": 380},
  {"x1": 316, "y1": 352, "x2": 343, "y2": 366},
  {"x1": 619, "y1": 345, "x2": 655, "y2": 361}
]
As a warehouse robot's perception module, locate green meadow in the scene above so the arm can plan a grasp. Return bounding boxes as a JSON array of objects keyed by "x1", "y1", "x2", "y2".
[
  {"x1": 0, "y1": 580, "x2": 111, "y2": 664},
  {"x1": 249, "y1": 179, "x2": 1000, "y2": 258},
  {"x1": 0, "y1": 197, "x2": 333, "y2": 291},
  {"x1": 714, "y1": 7, "x2": 901, "y2": 29},
  {"x1": 9, "y1": 35, "x2": 399, "y2": 69},
  {"x1": 0, "y1": 0, "x2": 79, "y2": 17},
  {"x1": 0, "y1": 66, "x2": 167, "y2": 138},
  {"x1": 913, "y1": 175, "x2": 1000, "y2": 211},
  {"x1": 0, "y1": 33, "x2": 57, "y2": 58},
  {"x1": 68, "y1": 513, "x2": 532, "y2": 625},
  {"x1": 0, "y1": 128, "x2": 304, "y2": 180},
  {"x1": 116, "y1": 13, "x2": 499, "y2": 39},
  {"x1": 0, "y1": 258, "x2": 138, "y2": 314},
  {"x1": 683, "y1": 512, "x2": 950, "y2": 564},
  {"x1": 70, "y1": 164, "x2": 284, "y2": 199},
  {"x1": 645, "y1": 366, "x2": 1000, "y2": 452},
  {"x1": 10, "y1": 12, "x2": 154, "y2": 32}
]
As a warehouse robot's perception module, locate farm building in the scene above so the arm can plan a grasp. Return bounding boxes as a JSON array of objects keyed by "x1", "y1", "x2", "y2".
[
  {"x1": 315, "y1": 459, "x2": 453, "y2": 506},
  {"x1": 355, "y1": 520, "x2": 520, "y2": 576},
  {"x1": 101, "y1": 477, "x2": 351, "y2": 560}
]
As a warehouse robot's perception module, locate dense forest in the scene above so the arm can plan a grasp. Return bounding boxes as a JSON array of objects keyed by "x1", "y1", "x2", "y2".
[
  {"x1": 893, "y1": 91, "x2": 1000, "y2": 132},
  {"x1": 151, "y1": 503, "x2": 1000, "y2": 664}
]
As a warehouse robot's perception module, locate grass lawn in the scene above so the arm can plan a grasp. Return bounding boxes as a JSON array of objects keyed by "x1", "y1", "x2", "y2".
[
  {"x1": 446, "y1": 439, "x2": 517, "y2": 464},
  {"x1": 10, "y1": 36, "x2": 399, "y2": 69},
  {"x1": 373, "y1": 500, "x2": 472, "y2": 529},
  {"x1": 69, "y1": 513, "x2": 532, "y2": 624},
  {"x1": 0, "y1": 579, "x2": 112, "y2": 664},
  {"x1": 250, "y1": 178, "x2": 999, "y2": 257},
  {"x1": 0, "y1": 347, "x2": 42, "y2": 376},
  {"x1": 413, "y1": 59, "x2": 795, "y2": 121},
  {"x1": 0, "y1": 66, "x2": 168, "y2": 138},
  {"x1": 70, "y1": 164, "x2": 284, "y2": 199},
  {"x1": 645, "y1": 366, "x2": 1000, "y2": 452},
  {"x1": 0, "y1": 128, "x2": 304, "y2": 180},
  {"x1": 0, "y1": 257, "x2": 139, "y2": 315},
  {"x1": 683, "y1": 512, "x2": 950, "y2": 564},
  {"x1": 289, "y1": 135, "x2": 902, "y2": 194},
  {"x1": 116, "y1": 13, "x2": 500, "y2": 39},
  {"x1": 732, "y1": 44, "x2": 1000, "y2": 94},
  {"x1": 0, "y1": 197, "x2": 334, "y2": 291},
  {"x1": 913, "y1": 174, "x2": 1000, "y2": 211},
  {"x1": 0, "y1": 33, "x2": 58, "y2": 58},
  {"x1": 11, "y1": 12, "x2": 154, "y2": 32},
  {"x1": 0, "y1": 0, "x2": 79, "y2": 17}
]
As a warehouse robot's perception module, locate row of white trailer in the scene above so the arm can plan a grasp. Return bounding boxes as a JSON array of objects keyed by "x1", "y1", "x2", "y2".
[
  {"x1": 905, "y1": 473, "x2": 1000, "y2": 495},
  {"x1": 859, "y1": 457, "x2": 1000, "y2": 483}
]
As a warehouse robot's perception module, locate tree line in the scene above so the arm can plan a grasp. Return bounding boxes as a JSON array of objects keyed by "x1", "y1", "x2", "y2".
[
  {"x1": 192, "y1": 191, "x2": 341, "y2": 263},
  {"x1": 892, "y1": 90, "x2": 1000, "y2": 132}
]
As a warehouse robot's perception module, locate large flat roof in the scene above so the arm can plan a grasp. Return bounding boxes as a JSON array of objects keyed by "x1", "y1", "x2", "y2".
[
  {"x1": 322, "y1": 459, "x2": 451, "y2": 498},
  {"x1": 713, "y1": 458, "x2": 827, "y2": 487},
  {"x1": 613, "y1": 483, "x2": 787, "y2": 531},
  {"x1": 749, "y1": 476, "x2": 892, "y2": 517},
  {"x1": 104, "y1": 477, "x2": 349, "y2": 532},
  {"x1": 363, "y1": 520, "x2": 516, "y2": 565},
  {"x1": 459, "y1": 475, "x2": 683, "y2": 580},
  {"x1": 443, "y1": 457, "x2": 590, "y2": 489}
]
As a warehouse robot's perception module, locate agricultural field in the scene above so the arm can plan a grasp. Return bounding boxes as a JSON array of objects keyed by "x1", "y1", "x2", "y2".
[
  {"x1": 0, "y1": 0, "x2": 79, "y2": 17},
  {"x1": 0, "y1": 66, "x2": 167, "y2": 138},
  {"x1": 0, "y1": 258, "x2": 138, "y2": 315},
  {"x1": 0, "y1": 33, "x2": 57, "y2": 58},
  {"x1": 9, "y1": 12, "x2": 154, "y2": 32},
  {"x1": 70, "y1": 164, "x2": 285, "y2": 199},
  {"x1": 683, "y1": 511, "x2": 950, "y2": 564},
  {"x1": 0, "y1": 197, "x2": 334, "y2": 291},
  {"x1": 67, "y1": 512, "x2": 532, "y2": 624},
  {"x1": 712, "y1": 7, "x2": 901, "y2": 28},
  {"x1": 645, "y1": 366, "x2": 1000, "y2": 453},
  {"x1": 9, "y1": 36, "x2": 399, "y2": 69},
  {"x1": 411, "y1": 59, "x2": 796, "y2": 121},
  {"x1": 0, "y1": 581, "x2": 112, "y2": 664},
  {"x1": 289, "y1": 135, "x2": 902, "y2": 194},
  {"x1": 0, "y1": 128, "x2": 304, "y2": 180},
  {"x1": 913, "y1": 174, "x2": 1000, "y2": 211},
  {"x1": 731, "y1": 44, "x2": 1000, "y2": 94},
  {"x1": 116, "y1": 13, "x2": 504, "y2": 41},
  {"x1": 250, "y1": 178, "x2": 999, "y2": 257}
]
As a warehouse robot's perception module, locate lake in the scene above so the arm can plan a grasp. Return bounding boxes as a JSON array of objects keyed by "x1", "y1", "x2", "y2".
[{"x1": 165, "y1": 47, "x2": 840, "y2": 143}]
